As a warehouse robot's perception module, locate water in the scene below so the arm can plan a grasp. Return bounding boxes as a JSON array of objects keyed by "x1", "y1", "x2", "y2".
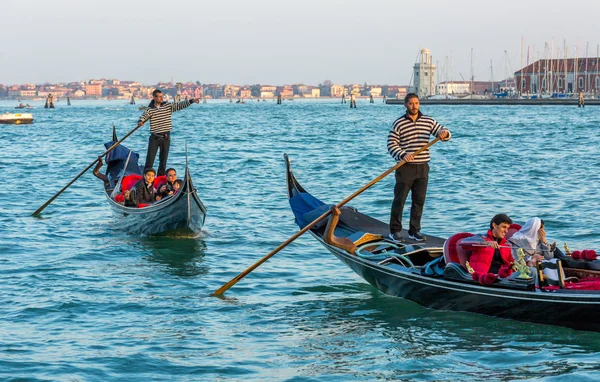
[{"x1": 2, "y1": 99, "x2": 600, "y2": 380}]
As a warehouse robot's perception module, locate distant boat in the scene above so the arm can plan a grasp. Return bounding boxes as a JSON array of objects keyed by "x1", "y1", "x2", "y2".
[
  {"x1": 15, "y1": 103, "x2": 33, "y2": 109},
  {"x1": 0, "y1": 112, "x2": 34, "y2": 124},
  {"x1": 138, "y1": 106, "x2": 147, "y2": 111}
]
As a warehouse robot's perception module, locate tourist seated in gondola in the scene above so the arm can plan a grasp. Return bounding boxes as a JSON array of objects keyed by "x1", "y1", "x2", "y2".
[
  {"x1": 508, "y1": 217, "x2": 553, "y2": 267},
  {"x1": 157, "y1": 168, "x2": 179, "y2": 198},
  {"x1": 459, "y1": 214, "x2": 514, "y2": 275},
  {"x1": 127, "y1": 168, "x2": 160, "y2": 207}
]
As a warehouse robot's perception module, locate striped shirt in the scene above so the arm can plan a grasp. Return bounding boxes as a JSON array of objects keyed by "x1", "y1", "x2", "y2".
[
  {"x1": 138, "y1": 99, "x2": 194, "y2": 135},
  {"x1": 387, "y1": 111, "x2": 451, "y2": 163}
]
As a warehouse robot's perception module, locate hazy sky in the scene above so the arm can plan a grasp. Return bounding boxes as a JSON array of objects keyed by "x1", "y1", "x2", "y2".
[{"x1": 3, "y1": 0, "x2": 599, "y2": 86}]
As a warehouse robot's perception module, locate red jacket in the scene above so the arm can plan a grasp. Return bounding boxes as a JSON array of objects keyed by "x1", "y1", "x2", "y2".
[{"x1": 461, "y1": 230, "x2": 513, "y2": 274}]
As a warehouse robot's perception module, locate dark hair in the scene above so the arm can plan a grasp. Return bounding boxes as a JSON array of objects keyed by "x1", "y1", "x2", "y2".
[
  {"x1": 404, "y1": 93, "x2": 419, "y2": 104},
  {"x1": 152, "y1": 89, "x2": 162, "y2": 97},
  {"x1": 144, "y1": 168, "x2": 156, "y2": 175},
  {"x1": 175, "y1": 179, "x2": 183, "y2": 187},
  {"x1": 166, "y1": 168, "x2": 176, "y2": 175},
  {"x1": 540, "y1": 219, "x2": 545, "y2": 228},
  {"x1": 490, "y1": 214, "x2": 512, "y2": 230}
]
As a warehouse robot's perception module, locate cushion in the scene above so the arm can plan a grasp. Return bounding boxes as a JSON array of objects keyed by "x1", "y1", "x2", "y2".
[
  {"x1": 505, "y1": 223, "x2": 522, "y2": 241},
  {"x1": 115, "y1": 194, "x2": 125, "y2": 203},
  {"x1": 121, "y1": 174, "x2": 143, "y2": 192},
  {"x1": 443, "y1": 232, "x2": 474, "y2": 265},
  {"x1": 154, "y1": 175, "x2": 168, "y2": 192}
]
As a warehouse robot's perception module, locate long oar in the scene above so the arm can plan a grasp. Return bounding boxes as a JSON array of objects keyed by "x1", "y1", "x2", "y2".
[
  {"x1": 32, "y1": 123, "x2": 145, "y2": 216},
  {"x1": 212, "y1": 137, "x2": 442, "y2": 296}
]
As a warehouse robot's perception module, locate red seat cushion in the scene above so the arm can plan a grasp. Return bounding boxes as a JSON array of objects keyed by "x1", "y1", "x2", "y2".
[
  {"x1": 505, "y1": 223, "x2": 522, "y2": 241},
  {"x1": 138, "y1": 203, "x2": 150, "y2": 208},
  {"x1": 444, "y1": 232, "x2": 474, "y2": 265},
  {"x1": 115, "y1": 194, "x2": 124, "y2": 203},
  {"x1": 121, "y1": 174, "x2": 143, "y2": 192},
  {"x1": 153, "y1": 175, "x2": 167, "y2": 192}
]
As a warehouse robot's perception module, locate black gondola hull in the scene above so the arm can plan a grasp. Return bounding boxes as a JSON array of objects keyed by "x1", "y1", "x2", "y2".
[{"x1": 285, "y1": 154, "x2": 600, "y2": 331}]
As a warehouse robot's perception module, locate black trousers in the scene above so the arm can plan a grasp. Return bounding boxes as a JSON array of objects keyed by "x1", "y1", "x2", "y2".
[
  {"x1": 389, "y1": 163, "x2": 429, "y2": 235},
  {"x1": 145, "y1": 132, "x2": 170, "y2": 176}
]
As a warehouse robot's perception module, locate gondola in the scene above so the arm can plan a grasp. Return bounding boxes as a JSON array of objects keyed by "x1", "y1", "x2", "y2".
[
  {"x1": 102, "y1": 127, "x2": 207, "y2": 236},
  {"x1": 285, "y1": 154, "x2": 600, "y2": 331}
]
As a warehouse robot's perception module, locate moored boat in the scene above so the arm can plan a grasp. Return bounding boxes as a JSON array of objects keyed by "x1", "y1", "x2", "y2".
[
  {"x1": 285, "y1": 154, "x2": 600, "y2": 331},
  {"x1": 0, "y1": 112, "x2": 34, "y2": 124},
  {"x1": 101, "y1": 128, "x2": 207, "y2": 236}
]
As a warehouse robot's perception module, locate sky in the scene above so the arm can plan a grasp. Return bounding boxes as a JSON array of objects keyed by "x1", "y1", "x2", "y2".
[{"x1": 3, "y1": 0, "x2": 600, "y2": 86}]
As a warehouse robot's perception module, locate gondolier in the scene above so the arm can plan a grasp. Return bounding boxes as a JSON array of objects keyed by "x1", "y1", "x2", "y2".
[
  {"x1": 387, "y1": 93, "x2": 451, "y2": 242},
  {"x1": 137, "y1": 89, "x2": 200, "y2": 176}
]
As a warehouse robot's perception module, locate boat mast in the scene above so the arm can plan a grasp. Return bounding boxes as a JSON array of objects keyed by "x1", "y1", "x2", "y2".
[
  {"x1": 520, "y1": 37, "x2": 524, "y2": 96},
  {"x1": 490, "y1": 59, "x2": 494, "y2": 94},
  {"x1": 585, "y1": 42, "x2": 589, "y2": 93},
  {"x1": 470, "y1": 48, "x2": 474, "y2": 99},
  {"x1": 564, "y1": 40, "x2": 568, "y2": 94},
  {"x1": 550, "y1": 38, "x2": 554, "y2": 95},
  {"x1": 597, "y1": 44, "x2": 600, "y2": 96}
]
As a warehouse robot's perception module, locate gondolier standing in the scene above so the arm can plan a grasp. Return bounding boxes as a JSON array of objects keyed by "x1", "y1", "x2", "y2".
[
  {"x1": 137, "y1": 89, "x2": 200, "y2": 176},
  {"x1": 387, "y1": 93, "x2": 451, "y2": 242}
]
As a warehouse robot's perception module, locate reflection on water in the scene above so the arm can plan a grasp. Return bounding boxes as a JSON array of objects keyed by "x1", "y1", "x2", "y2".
[{"x1": 137, "y1": 236, "x2": 209, "y2": 277}]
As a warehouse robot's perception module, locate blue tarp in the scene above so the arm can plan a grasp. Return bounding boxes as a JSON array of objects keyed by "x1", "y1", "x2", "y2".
[{"x1": 288, "y1": 191, "x2": 329, "y2": 228}]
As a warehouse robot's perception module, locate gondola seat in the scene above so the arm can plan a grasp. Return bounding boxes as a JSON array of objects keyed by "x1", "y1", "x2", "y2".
[
  {"x1": 113, "y1": 174, "x2": 143, "y2": 203},
  {"x1": 153, "y1": 175, "x2": 167, "y2": 192},
  {"x1": 505, "y1": 223, "x2": 522, "y2": 241},
  {"x1": 443, "y1": 232, "x2": 474, "y2": 267}
]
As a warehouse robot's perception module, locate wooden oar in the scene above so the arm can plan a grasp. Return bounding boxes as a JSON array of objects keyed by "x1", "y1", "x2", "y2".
[
  {"x1": 212, "y1": 137, "x2": 442, "y2": 296},
  {"x1": 32, "y1": 123, "x2": 145, "y2": 216}
]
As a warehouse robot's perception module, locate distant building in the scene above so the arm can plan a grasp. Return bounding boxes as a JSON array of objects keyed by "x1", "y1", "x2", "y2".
[
  {"x1": 515, "y1": 57, "x2": 600, "y2": 94},
  {"x1": 239, "y1": 88, "x2": 251, "y2": 98},
  {"x1": 330, "y1": 84, "x2": 347, "y2": 97},
  {"x1": 85, "y1": 83, "x2": 103, "y2": 97},
  {"x1": 413, "y1": 49, "x2": 437, "y2": 98},
  {"x1": 436, "y1": 81, "x2": 470, "y2": 95}
]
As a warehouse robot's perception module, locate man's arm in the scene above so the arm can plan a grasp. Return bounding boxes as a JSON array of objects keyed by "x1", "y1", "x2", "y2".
[
  {"x1": 387, "y1": 121, "x2": 408, "y2": 162},
  {"x1": 171, "y1": 98, "x2": 199, "y2": 112},
  {"x1": 138, "y1": 108, "x2": 152, "y2": 125},
  {"x1": 431, "y1": 120, "x2": 451, "y2": 141}
]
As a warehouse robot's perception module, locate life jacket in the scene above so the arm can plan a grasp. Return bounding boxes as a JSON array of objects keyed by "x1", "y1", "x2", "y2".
[{"x1": 464, "y1": 230, "x2": 513, "y2": 274}]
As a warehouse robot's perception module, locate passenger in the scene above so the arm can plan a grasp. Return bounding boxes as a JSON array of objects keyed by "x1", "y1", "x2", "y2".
[
  {"x1": 130, "y1": 168, "x2": 159, "y2": 207},
  {"x1": 92, "y1": 156, "x2": 111, "y2": 188},
  {"x1": 460, "y1": 214, "x2": 514, "y2": 274},
  {"x1": 158, "y1": 167, "x2": 178, "y2": 198},
  {"x1": 508, "y1": 217, "x2": 553, "y2": 267}
]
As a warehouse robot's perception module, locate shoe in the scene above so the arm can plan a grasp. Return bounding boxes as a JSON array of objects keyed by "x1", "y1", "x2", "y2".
[
  {"x1": 408, "y1": 232, "x2": 427, "y2": 242},
  {"x1": 388, "y1": 232, "x2": 405, "y2": 243}
]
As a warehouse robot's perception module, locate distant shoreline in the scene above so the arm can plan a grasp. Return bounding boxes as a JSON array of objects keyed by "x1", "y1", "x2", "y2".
[{"x1": 386, "y1": 98, "x2": 600, "y2": 106}]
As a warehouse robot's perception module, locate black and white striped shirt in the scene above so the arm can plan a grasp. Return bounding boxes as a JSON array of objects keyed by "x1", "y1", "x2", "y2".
[
  {"x1": 138, "y1": 99, "x2": 194, "y2": 135},
  {"x1": 387, "y1": 111, "x2": 451, "y2": 163}
]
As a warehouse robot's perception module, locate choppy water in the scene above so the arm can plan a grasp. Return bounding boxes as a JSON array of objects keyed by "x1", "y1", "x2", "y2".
[{"x1": 2, "y1": 99, "x2": 600, "y2": 380}]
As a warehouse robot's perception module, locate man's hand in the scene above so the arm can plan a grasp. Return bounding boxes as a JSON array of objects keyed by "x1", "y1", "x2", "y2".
[
  {"x1": 403, "y1": 154, "x2": 414, "y2": 162},
  {"x1": 193, "y1": 98, "x2": 200, "y2": 103},
  {"x1": 137, "y1": 121, "x2": 143, "y2": 127},
  {"x1": 156, "y1": 195, "x2": 162, "y2": 201},
  {"x1": 440, "y1": 129, "x2": 450, "y2": 141},
  {"x1": 488, "y1": 241, "x2": 500, "y2": 249}
]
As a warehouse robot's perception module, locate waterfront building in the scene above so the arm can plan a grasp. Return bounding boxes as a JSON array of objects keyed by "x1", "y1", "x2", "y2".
[
  {"x1": 413, "y1": 49, "x2": 437, "y2": 98},
  {"x1": 85, "y1": 83, "x2": 103, "y2": 97},
  {"x1": 330, "y1": 84, "x2": 347, "y2": 97},
  {"x1": 515, "y1": 57, "x2": 600, "y2": 95}
]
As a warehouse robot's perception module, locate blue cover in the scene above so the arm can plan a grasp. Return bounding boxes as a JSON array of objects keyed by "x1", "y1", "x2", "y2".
[{"x1": 289, "y1": 192, "x2": 329, "y2": 228}]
